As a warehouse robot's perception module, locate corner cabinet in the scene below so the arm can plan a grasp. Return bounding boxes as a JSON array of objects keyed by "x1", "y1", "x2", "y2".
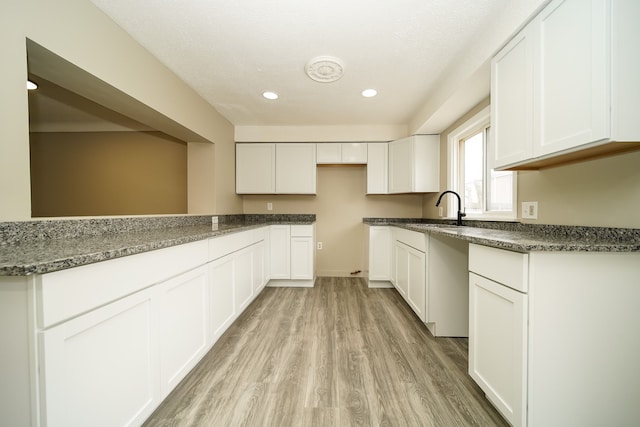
[
  {"x1": 388, "y1": 135, "x2": 439, "y2": 193},
  {"x1": 236, "y1": 143, "x2": 316, "y2": 194},
  {"x1": 490, "y1": 0, "x2": 640, "y2": 170}
]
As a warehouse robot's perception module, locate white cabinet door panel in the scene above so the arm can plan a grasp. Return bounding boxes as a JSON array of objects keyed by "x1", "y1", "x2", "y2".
[
  {"x1": 393, "y1": 242, "x2": 409, "y2": 298},
  {"x1": 40, "y1": 288, "x2": 160, "y2": 427},
  {"x1": 490, "y1": 26, "x2": 534, "y2": 169},
  {"x1": 209, "y1": 255, "x2": 236, "y2": 342},
  {"x1": 275, "y1": 143, "x2": 316, "y2": 194},
  {"x1": 234, "y1": 247, "x2": 254, "y2": 313},
  {"x1": 368, "y1": 226, "x2": 392, "y2": 281},
  {"x1": 290, "y1": 237, "x2": 314, "y2": 280},
  {"x1": 236, "y1": 143, "x2": 276, "y2": 194},
  {"x1": 469, "y1": 272, "x2": 527, "y2": 427},
  {"x1": 536, "y1": 0, "x2": 609, "y2": 156},
  {"x1": 366, "y1": 143, "x2": 388, "y2": 194},
  {"x1": 406, "y1": 245, "x2": 426, "y2": 322},
  {"x1": 269, "y1": 225, "x2": 291, "y2": 279},
  {"x1": 159, "y1": 266, "x2": 209, "y2": 396}
]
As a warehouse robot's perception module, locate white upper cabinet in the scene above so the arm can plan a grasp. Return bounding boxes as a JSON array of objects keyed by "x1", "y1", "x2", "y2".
[
  {"x1": 275, "y1": 143, "x2": 316, "y2": 194},
  {"x1": 236, "y1": 143, "x2": 276, "y2": 193},
  {"x1": 388, "y1": 135, "x2": 439, "y2": 193},
  {"x1": 535, "y1": 0, "x2": 609, "y2": 157},
  {"x1": 366, "y1": 143, "x2": 389, "y2": 194},
  {"x1": 491, "y1": 0, "x2": 640, "y2": 170},
  {"x1": 236, "y1": 143, "x2": 316, "y2": 194},
  {"x1": 316, "y1": 142, "x2": 367, "y2": 164},
  {"x1": 490, "y1": 25, "x2": 534, "y2": 167}
]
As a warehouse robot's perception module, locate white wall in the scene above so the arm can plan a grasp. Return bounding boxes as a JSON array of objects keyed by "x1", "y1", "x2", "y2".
[{"x1": 0, "y1": 0, "x2": 240, "y2": 220}]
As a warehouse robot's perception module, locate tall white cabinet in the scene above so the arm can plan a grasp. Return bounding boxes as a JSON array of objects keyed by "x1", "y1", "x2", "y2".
[{"x1": 490, "y1": 0, "x2": 640, "y2": 170}]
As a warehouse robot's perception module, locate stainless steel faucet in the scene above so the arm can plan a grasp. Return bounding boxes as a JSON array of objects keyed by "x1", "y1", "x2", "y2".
[{"x1": 435, "y1": 190, "x2": 466, "y2": 226}]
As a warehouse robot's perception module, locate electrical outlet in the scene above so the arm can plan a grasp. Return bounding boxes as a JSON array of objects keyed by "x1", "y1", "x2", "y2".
[
  {"x1": 521, "y1": 201, "x2": 538, "y2": 219},
  {"x1": 438, "y1": 206, "x2": 444, "y2": 217},
  {"x1": 317, "y1": 242, "x2": 323, "y2": 250},
  {"x1": 267, "y1": 202, "x2": 273, "y2": 211}
]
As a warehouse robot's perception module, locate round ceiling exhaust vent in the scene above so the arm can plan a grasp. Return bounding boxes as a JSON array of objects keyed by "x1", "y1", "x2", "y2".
[{"x1": 305, "y1": 56, "x2": 345, "y2": 83}]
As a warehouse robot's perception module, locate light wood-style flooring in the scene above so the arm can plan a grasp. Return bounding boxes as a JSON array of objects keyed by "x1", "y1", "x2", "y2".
[{"x1": 143, "y1": 277, "x2": 507, "y2": 426}]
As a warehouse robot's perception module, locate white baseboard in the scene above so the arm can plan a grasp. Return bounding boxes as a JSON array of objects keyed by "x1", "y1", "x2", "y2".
[
  {"x1": 267, "y1": 279, "x2": 315, "y2": 288},
  {"x1": 368, "y1": 280, "x2": 394, "y2": 289}
]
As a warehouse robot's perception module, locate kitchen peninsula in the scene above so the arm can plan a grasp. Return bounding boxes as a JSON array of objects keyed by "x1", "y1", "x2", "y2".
[{"x1": 365, "y1": 217, "x2": 640, "y2": 426}]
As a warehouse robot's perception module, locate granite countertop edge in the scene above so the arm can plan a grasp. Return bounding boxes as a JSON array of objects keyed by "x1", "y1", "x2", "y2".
[
  {"x1": 0, "y1": 215, "x2": 315, "y2": 276},
  {"x1": 363, "y1": 218, "x2": 640, "y2": 253}
]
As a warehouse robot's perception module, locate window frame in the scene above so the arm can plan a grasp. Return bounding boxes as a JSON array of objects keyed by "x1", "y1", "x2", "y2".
[{"x1": 446, "y1": 105, "x2": 517, "y2": 220}]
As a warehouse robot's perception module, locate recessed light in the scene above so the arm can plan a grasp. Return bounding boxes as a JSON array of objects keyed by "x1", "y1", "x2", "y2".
[
  {"x1": 262, "y1": 91, "x2": 278, "y2": 100},
  {"x1": 362, "y1": 88, "x2": 377, "y2": 98},
  {"x1": 27, "y1": 80, "x2": 38, "y2": 91}
]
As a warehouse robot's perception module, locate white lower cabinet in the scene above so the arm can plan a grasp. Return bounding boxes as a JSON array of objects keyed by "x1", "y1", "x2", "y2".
[
  {"x1": 366, "y1": 225, "x2": 392, "y2": 285},
  {"x1": 469, "y1": 272, "x2": 527, "y2": 427},
  {"x1": 40, "y1": 286, "x2": 161, "y2": 427},
  {"x1": 268, "y1": 224, "x2": 315, "y2": 286},
  {"x1": 209, "y1": 254, "x2": 236, "y2": 343},
  {"x1": 468, "y1": 243, "x2": 640, "y2": 426},
  {"x1": 159, "y1": 266, "x2": 210, "y2": 396},
  {"x1": 394, "y1": 240, "x2": 426, "y2": 321},
  {"x1": 27, "y1": 228, "x2": 273, "y2": 427}
]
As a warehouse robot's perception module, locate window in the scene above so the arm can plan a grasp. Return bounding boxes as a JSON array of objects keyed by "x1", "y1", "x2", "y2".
[{"x1": 447, "y1": 106, "x2": 516, "y2": 219}]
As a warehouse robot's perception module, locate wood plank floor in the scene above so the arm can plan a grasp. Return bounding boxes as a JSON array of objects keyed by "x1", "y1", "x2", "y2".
[{"x1": 143, "y1": 277, "x2": 508, "y2": 426}]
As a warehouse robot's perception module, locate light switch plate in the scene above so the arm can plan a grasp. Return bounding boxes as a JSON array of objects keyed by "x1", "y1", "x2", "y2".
[{"x1": 521, "y1": 201, "x2": 538, "y2": 219}]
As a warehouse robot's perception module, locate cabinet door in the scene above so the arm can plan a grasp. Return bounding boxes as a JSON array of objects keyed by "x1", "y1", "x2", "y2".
[
  {"x1": 366, "y1": 143, "x2": 388, "y2": 194},
  {"x1": 236, "y1": 143, "x2": 276, "y2": 194},
  {"x1": 393, "y1": 242, "x2": 409, "y2": 298},
  {"x1": 290, "y1": 236, "x2": 314, "y2": 280},
  {"x1": 341, "y1": 143, "x2": 367, "y2": 163},
  {"x1": 269, "y1": 225, "x2": 291, "y2": 279},
  {"x1": 159, "y1": 266, "x2": 209, "y2": 396},
  {"x1": 490, "y1": 25, "x2": 534, "y2": 169},
  {"x1": 388, "y1": 137, "x2": 412, "y2": 193},
  {"x1": 252, "y1": 241, "x2": 267, "y2": 293},
  {"x1": 275, "y1": 143, "x2": 316, "y2": 194},
  {"x1": 368, "y1": 226, "x2": 392, "y2": 280},
  {"x1": 535, "y1": 0, "x2": 609, "y2": 157},
  {"x1": 234, "y1": 247, "x2": 254, "y2": 313},
  {"x1": 40, "y1": 288, "x2": 160, "y2": 427},
  {"x1": 469, "y1": 272, "x2": 527, "y2": 427},
  {"x1": 316, "y1": 143, "x2": 341, "y2": 163},
  {"x1": 209, "y1": 255, "x2": 236, "y2": 342},
  {"x1": 406, "y1": 245, "x2": 427, "y2": 322}
]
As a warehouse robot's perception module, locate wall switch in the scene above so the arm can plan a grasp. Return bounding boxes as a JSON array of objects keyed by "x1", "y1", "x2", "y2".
[
  {"x1": 317, "y1": 242, "x2": 323, "y2": 250},
  {"x1": 521, "y1": 201, "x2": 538, "y2": 219},
  {"x1": 267, "y1": 202, "x2": 273, "y2": 211}
]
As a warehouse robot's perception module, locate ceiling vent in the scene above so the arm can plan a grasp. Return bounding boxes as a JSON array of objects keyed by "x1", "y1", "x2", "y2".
[{"x1": 305, "y1": 56, "x2": 345, "y2": 83}]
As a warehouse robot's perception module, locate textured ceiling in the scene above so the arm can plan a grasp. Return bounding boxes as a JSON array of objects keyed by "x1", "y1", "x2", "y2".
[{"x1": 88, "y1": 0, "x2": 511, "y2": 129}]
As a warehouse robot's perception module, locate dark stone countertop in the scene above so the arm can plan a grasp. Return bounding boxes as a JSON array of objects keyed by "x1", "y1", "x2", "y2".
[
  {"x1": 363, "y1": 218, "x2": 640, "y2": 253},
  {"x1": 0, "y1": 214, "x2": 315, "y2": 276}
]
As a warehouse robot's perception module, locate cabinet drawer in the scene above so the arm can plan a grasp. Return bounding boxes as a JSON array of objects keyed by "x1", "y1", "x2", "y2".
[
  {"x1": 209, "y1": 230, "x2": 258, "y2": 261},
  {"x1": 392, "y1": 227, "x2": 426, "y2": 252},
  {"x1": 469, "y1": 244, "x2": 528, "y2": 292},
  {"x1": 291, "y1": 224, "x2": 313, "y2": 237},
  {"x1": 37, "y1": 240, "x2": 208, "y2": 329}
]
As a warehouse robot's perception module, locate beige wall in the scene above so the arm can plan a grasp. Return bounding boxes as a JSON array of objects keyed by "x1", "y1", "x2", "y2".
[
  {"x1": 0, "y1": 0, "x2": 239, "y2": 221},
  {"x1": 423, "y1": 97, "x2": 640, "y2": 228},
  {"x1": 30, "y1": 131, "x2": 187, "y2": 217},
  {"x1": 517, "y1": 151, "x2": 640, "y2": 228},
  {"x1": 243, "y1": 166, "x2": 424, "y2": 276}
]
